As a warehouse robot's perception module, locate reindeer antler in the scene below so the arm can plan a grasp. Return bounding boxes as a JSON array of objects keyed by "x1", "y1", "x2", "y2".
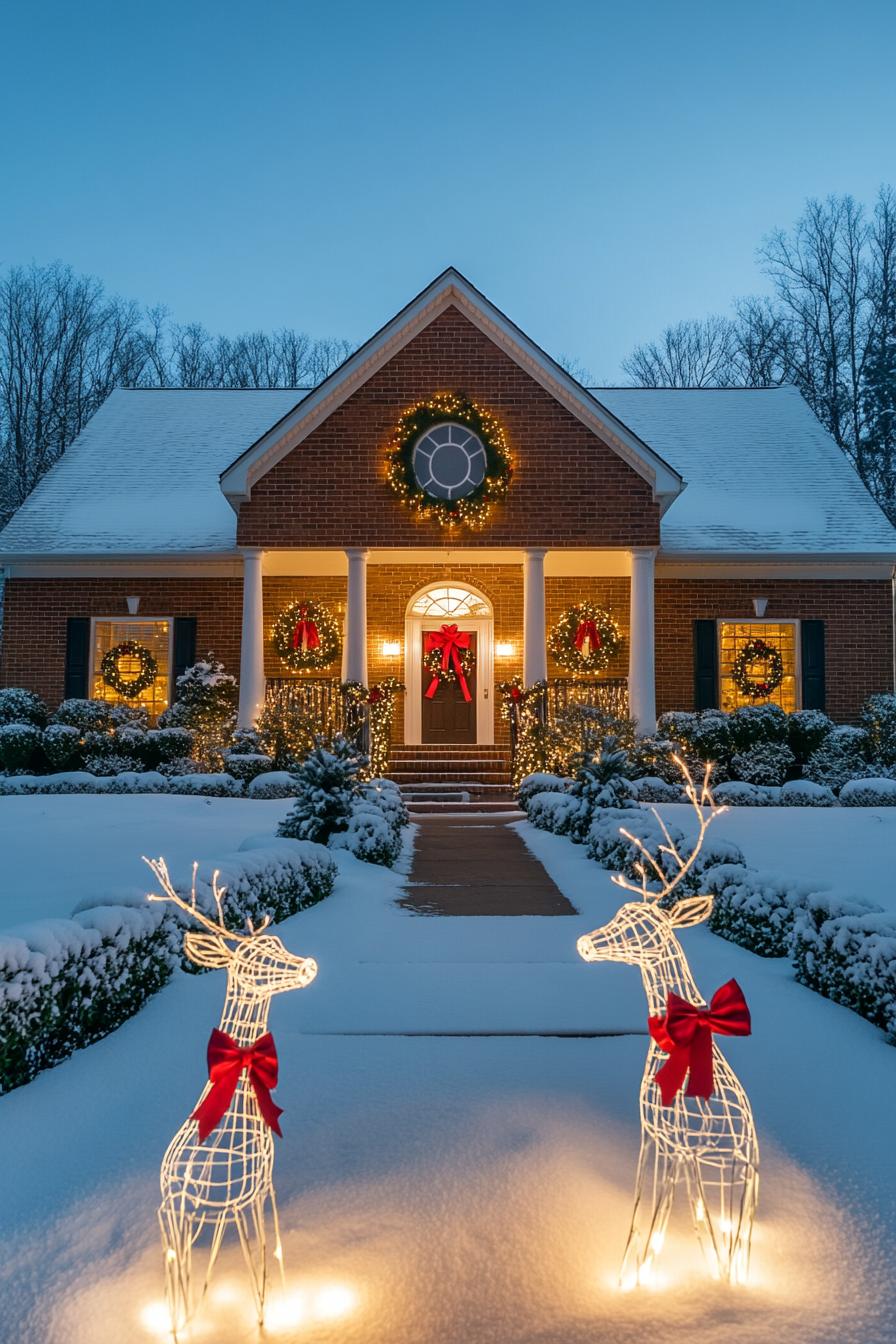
[
  {"x1": 144, "y1": 856, "x2": 274, "y2": 938},
  {"x1": 611, "y1": 755, "x2": 727, "y2": 903}
]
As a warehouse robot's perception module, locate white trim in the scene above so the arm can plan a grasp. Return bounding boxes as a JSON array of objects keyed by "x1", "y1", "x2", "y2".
[
  {"x1": 403, "y1": 581, "x2": 494, "y2": 746},
  {"x1": 716, "y1": 617, "x2": 802, "y2": 710},
  {"x1": 219, "y1": 269, "x2": 683, "y2": 508},
  {"x1": 88, "y1": 615, "x2": 174, "y2": 708}
]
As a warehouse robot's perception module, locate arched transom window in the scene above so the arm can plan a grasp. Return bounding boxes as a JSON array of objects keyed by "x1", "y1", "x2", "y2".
[{"x1": 409, "y1": 585, "x2": 491, "y2": 618}]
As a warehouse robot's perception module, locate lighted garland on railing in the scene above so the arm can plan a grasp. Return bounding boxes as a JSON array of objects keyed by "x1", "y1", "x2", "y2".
[
  {"x1": 272, "y1": 598, "x2": 342, "y2": 672},
  {"x1": 101, "y1": 640, "x2": 158, "y2": 697},
  {"x1": 548, "y1": 602, "x2": 621, "y2": 674},
  {"x1": 498, "y1": 678, "x2": 548, "y2": 786},
  {"x1": 385, "y1": 392, "x2": 512, "y2": 530},
  {"x1": 341, "y1": 678, "x2": 405, "y2": 777},
  {"x1": 731, "y1": 638, "x2": 784, "y2": 700}
]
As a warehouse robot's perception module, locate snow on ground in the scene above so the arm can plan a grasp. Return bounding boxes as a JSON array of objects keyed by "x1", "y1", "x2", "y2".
[{"x1": 1, "y1": 807, "x2": 896, "y2": 1342}]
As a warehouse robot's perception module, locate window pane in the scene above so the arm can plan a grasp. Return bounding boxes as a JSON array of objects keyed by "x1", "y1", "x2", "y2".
[
  {"x1": 410, "y1": 586, "x2": 491, "y2": 618},
  {"x1": 719, "y1": 622, "x2": 798, "y2": 712},
  {"x1": 93, "y1": 620, "x2": 171, "y2": 722}
]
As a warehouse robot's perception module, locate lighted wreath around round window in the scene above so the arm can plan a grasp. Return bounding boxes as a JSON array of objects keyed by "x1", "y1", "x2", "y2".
[
  {"x1": 101, "y1": 640, "x2": 158, "y2": 697},
  {"x1": 548, "y1": 602, "x2": 622, "y2": 674},
  {"x1": 385, "y1": 393, "x2": 512, "y2": 529},
  {"x1": 272, "y1": 598, "x2": 342, "y2": 672}
]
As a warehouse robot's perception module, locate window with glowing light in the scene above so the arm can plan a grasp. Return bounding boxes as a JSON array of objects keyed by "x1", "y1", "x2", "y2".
[
  {"x1": 411, "y1": 422, "x2": 488, "y2": 501},
  {"x1": 718, "y1": 620, "x2": 799, "y2": 712},
  {"x1": 409, "y1": 585, "x2": 491, "y2": 618},
  {"x1": 92, "y1": 618, "x2": 172, "y2": 721}
]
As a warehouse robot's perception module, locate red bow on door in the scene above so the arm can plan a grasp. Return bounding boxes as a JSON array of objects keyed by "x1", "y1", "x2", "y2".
[
  {"x1": 292, "y1": 605, "x2": 320, "y2": 652},
  {"x1": 574, "y1": 619, "x2": 601, "y2": 656},
  {"x1": 424, "y1": 623, "x2": 472, "y2": 703},
  {"x1": 191, "y1": 1028, "x2": 284, "y2": 1141},
  {"x1": 648, "y1": 979, "x2": 751, "y2": 1105}
]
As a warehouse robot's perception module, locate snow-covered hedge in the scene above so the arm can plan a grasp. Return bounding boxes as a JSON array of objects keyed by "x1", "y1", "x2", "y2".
[
  {"x1": 517, "y1": 772, "x2": 569, "y2": 813},
  {"x1": 791, "y1": 902, "x2": 896, "y2": 1040},
  {"x1": 631, "y1": 776, "x2": 684, "y2": 804},
  {"x1": 527, "y1": 789, "x2": 589, "y2": 837},
  {"x1": 711, "y1": 781, "x2": 778, "y2": 807},
  {"x1": 839, "y1": 777, "x2": 896, "y2": 806},
  {"x1": 779, "y1": 779, "x2": 837, "y2": 807},
  {"x1": 702, "y1": 864, "x2": 860, "y2": 957},
  {"x1": 0, "y1": 842, "x2": 337, "y2": 1094},
  {"x1": 0, "y1": 903, "x2": 176, "y2": 1094}
]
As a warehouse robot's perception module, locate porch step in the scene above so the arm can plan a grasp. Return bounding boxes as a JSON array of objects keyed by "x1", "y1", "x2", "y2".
[
  {"x1": 391, "y1": 771, "x2": 510, "y2": 785},
  {"x1": 401, "y1": 782, "x2": 512, "y2": 795}
]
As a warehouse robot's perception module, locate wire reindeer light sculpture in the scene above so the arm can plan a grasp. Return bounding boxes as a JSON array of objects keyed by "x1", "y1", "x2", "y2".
[
  {"x1": 577, "y1": 760, "x2": 758, "y2": 1288},
  {"x1": 144, "y1": 857, "x2": 318, "y2": 1335}
]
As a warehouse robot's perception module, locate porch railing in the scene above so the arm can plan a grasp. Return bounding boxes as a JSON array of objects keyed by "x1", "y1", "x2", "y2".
[
  {"x1": 504, "y1": 677, "x2": 629, "y2": 777},
  {"x1": 264, "y1": 676, "x2": 371, "y2": 755}
]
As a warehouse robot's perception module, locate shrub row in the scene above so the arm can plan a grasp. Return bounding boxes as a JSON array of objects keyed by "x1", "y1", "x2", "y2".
[{"x1": 0, "y1": 842, "x2": 336, "y2": 1095}]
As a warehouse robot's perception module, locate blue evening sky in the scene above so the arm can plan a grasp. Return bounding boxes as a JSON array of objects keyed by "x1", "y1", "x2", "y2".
[{"x1": 2, "y1": 0, "x2": 894, "y2": 379}]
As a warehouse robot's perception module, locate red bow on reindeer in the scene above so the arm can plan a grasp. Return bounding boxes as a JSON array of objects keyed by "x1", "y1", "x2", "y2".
[
  {"x1": 648, "y1": 979, "x2": 751, "y2": 1106},
  {"x1": 424, "y1": 624, "x2": 472, "y2": 702},
  {"x1": 292, "y1": 606, "x2": 320, "y2": 653},
  {"x1": 192, "y1": 1028, "x2": 284, "y2": 1141},
  {"x1": 574, "y1": 619, "x2": 601, "y2": 657}
]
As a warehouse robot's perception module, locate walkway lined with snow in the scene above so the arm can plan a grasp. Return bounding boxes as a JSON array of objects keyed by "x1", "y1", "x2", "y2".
[{"x1": 2, "y1": 810, "x2": 896, "y2": 1341}]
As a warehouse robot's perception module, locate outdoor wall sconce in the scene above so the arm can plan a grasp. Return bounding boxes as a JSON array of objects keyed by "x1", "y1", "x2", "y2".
[
  {"x1": 126, "y1": 595, "x2": 141, "y2": 614},
  {"x1": 495, "y1": 641, "x2": 515, "y2": 657},
  {"x1": 752, "y1": 597, "x2": 769, "y2": 618},
  {"x1": 382, "y1": 640, "x2": 401, "y2": 656}
]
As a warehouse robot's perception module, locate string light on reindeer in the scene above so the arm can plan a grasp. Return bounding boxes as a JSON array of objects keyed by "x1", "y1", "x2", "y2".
[
  {"x1": 577, "y1": 759, "x2": 758, "y2": 1289},
  {"x1": 144, "y1": 857, "x2": 318, "y2": 1335}
]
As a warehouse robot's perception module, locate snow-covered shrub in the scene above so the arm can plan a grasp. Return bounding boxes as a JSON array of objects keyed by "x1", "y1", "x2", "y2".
[
  {"x1": 82, "y1": 751, "x2": 143, "y2": 776},
  {"x1": 277, "y1": 736, "x2": 366, "y2": 844},
  {"x1": 0, "y1": 688, "x2": 47, "y2": 727},
  {"x1": 527, "y1": 790, "x2": 589, "y2": 838},
  {"x1": 517, "y1": 772, "x2": 569, "y2": 812},
  {"x1": 703, "y1": 863, "x2": 824, "y2": 956},
  {"x1": 0, "y1": 772, "x2": 98, "y2": 795},
  {"x1": 586, "y1": 809, "x2": 685, "y2": 879},
  {"x1": 571, "y1": 737, "x2": 637, "y2": 811},
  {"x1": 0, "y1": 903, "x2": 177, "y2": 1094},
  {"x1": 659, "y1": 709, "x2": 733, "y2": 764},
  {"x1": 839, "y1": 777, "x2": 896, "y2": 806},
  {"x1": 247, "y1": 771, "x2": 299, "y2": 799},
  {"x1": 779, "y1": 779, "x2": 837, "y2": 806},
  {"x1": 360, "y1": 777, "x2": 410, "y2": 830},
  {"x1": 729, "y1": 740, "x2": 795, "y2": 787},
  {"x1": 102, "y1": 771, "x2": 168, "y2": 794},
  {"x1": 166, "y1": 773, "x2": 244, "y2": 797},
  {"x1": 41, "y1": 722, "x2": 81, "y2": 770},
  {"x1": 787, "y1": 709, "x2": 834, "y2": 763},
  {"x1": 631, "y1": 776, "x2": 684, "y2": 803},
  {"x1": 860, "y1": 693, "x2": 896, "y2": 767},
  {"x1": 144, "y1": 726, "x2": 195, "y2": 765},
  {"x1": 158, "y1": 654, "x2": 237, "y2": 767},
  {"x1": 222, "y1": 751, "x2": 275, "y2": 782},
  {"x1": 656, "y1": 711, "x2": 697, "y2": 745},
  {"x1": 627, "y1": 734, "x2": 683, "y2": 784},
  {"x1": 181, "y1": 842, "x2": 336, "y2": 949},
  {"x1": 790, "y1": 901, "x2": 896, "y2": 1039},
  {"x1": 52, "y1": 699, "x2": 144, "y2": 732},
  {"x1": 727, "y1": 703, "x2": 789, "y2": 750},
  {"x1": 804, "y1": 725, "x2": 872, "y2": 791},
  {"x1": 712, "y1": 780, "x2": 776, "y2": 807},
  {"x1": 329, "y1": 803, "x2": 403, "y2": 867},
  {"x1": 0, "y1": 722, "x2": 42, "y2": 771},
  {"x1": 156, "y1": 755, "x2": 203, "y2": 777}
]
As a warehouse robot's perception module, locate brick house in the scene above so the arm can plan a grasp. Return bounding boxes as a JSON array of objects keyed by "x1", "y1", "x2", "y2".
[{"x1": 1, "y1": 268, "x2": 894, "y2": 773}]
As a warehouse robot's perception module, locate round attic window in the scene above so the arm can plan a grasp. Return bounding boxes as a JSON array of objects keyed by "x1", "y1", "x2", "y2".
[{"x1": 411, "y1": 422, "x2": 488, "y2": 501}]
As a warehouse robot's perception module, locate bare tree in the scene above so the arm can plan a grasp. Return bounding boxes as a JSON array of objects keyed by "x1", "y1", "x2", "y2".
[{"x1": 621, "y1": 314, "x2": 741, "y2": 387}]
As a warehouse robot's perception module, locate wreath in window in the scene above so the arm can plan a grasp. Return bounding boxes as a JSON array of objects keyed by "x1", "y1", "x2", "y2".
[
  {"x1": 385, "y1": 392, "x2": 512, "y2": 530},
  {"x1": 731, "y1": 638, "x2": 784, "y2": 700},
  {"x1": 272, "y1": 598, "x2": 342, "y2": 672},
  {"x1": 548, "y1": 602, "x2": 621, "y2": 674},
  {"x1": 101, "y1": 640, "x2": 158, "y2": 698}
]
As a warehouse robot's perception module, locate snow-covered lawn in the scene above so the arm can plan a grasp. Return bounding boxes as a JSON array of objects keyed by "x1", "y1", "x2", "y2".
[{"x1": 1, "y1": 802, "x2": 895, "y2": 1341}]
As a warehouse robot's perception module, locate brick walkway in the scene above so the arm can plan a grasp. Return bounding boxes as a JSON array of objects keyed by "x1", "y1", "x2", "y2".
[{"x1": 400, "y1": 818, "x2": 578, "y2": 916}]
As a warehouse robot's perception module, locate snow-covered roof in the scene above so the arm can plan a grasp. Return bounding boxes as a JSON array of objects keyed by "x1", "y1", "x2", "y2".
[
  {"x1": 0, "y1": 388, "x2": 307, "y2": 555},
  {"x1": 0, "y1": 382, "x2": 893, "y2": 560},
  {"x1": 592, "y1": 385, "x2": 896, "y2": 555}
]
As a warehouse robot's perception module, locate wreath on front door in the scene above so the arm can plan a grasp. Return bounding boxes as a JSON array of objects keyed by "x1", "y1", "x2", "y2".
[
  {"x1": 731, "y1": 638, "x2": 784, "y2": 700},
  {"x1": 272, "y1": 598, "x2": 342, "y2": 672},
  {"x1": 423, "y1": 624, "x2": 475, "y2": 702},
  {"x1": 101, "y1": 640, "x2": 158, "y2": 697},
  {"x1": 548, "y1": 602, "x2": 621, "y2": 674}
]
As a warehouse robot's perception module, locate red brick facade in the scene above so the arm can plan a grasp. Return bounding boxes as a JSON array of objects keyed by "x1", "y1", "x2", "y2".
[{"x1": 236, "y1": 306, "x2": 661, "y2": 551}]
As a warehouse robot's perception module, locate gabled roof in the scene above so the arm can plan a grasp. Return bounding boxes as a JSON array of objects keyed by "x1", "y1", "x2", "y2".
[
  {"x1": 218, "y1": 267, "x2": 684, "y2": 508},
  {"x1": 0, "y1": 388, "x2": 307, "y2": 555},
  {"x1": 593, "y1": 385, "x2": 896, "y2": 555}
]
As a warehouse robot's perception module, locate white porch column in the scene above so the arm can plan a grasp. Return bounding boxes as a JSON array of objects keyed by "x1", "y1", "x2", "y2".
[
  {"x1": 237, "y1": 548, "x2": 266, "y2": 728},
  {"x1": 628, "y1": 547, "x2": 657, "y2": 734},
  {"x1": 343, "y1": 547, "x2": 369, "y2": 685},
  {"x1": 523, "y1": 548, "x2": 548, "y2": 686}
]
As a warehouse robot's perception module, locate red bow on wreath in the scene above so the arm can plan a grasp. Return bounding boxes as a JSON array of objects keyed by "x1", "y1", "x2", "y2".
[
  {"x1": 648, "y1": 979, "x2": 751, "y2": 1106},
  {"x1": 424, "y1": 624, "x2": 472, "y2": 702},
  {"x1": 192, "y1": 1028, "x2": 283, "y2": 1141},
  {"x1": 292, "y1": 605, "x2": 320, "y2": 653},
  {"x1": 574, "y1": 619, "x2": 602, "y2": 657}
]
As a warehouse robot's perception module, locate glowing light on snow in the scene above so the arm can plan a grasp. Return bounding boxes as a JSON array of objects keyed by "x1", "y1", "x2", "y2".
[
  {"x1": 313, "y1": 1282, "x2": 358, "y2": 1320},
  {"x1": 263, "y1": 1281, "x2": 358, "y2": 1333},
  {"x1": 144, "y1": 857, "x2": 318, "y2": 1335},
  {"x1": 577, "y1": 758, "x2": 759, "y2": 1287},
  {"x1": 139, "y1": 1300, "x2": 172, "y2": 1335}
]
